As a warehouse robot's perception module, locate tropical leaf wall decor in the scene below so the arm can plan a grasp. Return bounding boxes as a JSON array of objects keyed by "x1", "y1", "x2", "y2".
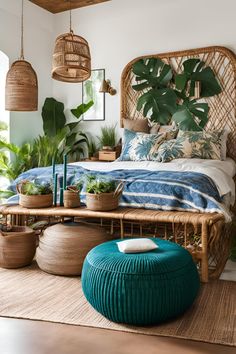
[{"x1": 132, "y1": 57, "x2": 222, "y2": 130}]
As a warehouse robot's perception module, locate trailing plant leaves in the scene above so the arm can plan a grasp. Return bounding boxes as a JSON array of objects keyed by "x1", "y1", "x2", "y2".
[
  {"x1": 71, "y1": 100, "x2": 94, "y2": 119},
  {"x1": 172, "y1": 99, "x2": 209, "y2": 131},
  {"x1": 42, "y1": 98, "x2": 66, "y2": 137}
]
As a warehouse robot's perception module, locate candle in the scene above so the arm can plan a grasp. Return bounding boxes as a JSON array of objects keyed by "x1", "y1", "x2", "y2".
[
  {"x1": 52, "y1": 157, "x2": 55, "y2": 178},
  {"x1": 63, "y1": 154, "x2": 67, "y2": 190},
  {"x1": 53, "y1": 173, "x2": 58, "y2": 206},
  {"x1": 59, "y1": 188, "x2": 64, "y2": 206}
]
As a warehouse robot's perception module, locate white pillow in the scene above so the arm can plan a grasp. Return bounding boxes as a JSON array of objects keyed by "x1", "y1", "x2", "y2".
[{"x1": 117, "y1": 238, "x2": 158, "y2": 254}]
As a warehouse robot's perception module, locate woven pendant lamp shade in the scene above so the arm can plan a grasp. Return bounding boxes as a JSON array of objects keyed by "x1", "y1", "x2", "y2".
[
  {"x1": 5, "y1": 0, "x2": 38, "y2": 112},
  {"x1": 5, "y1": 60, "x2": 38, "y2": 111},
  {"x1": 52, "y1": 31, "x2": 91, "y2": 83}
]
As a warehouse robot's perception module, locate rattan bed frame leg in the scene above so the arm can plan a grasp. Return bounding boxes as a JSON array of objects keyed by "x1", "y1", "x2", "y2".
[
  {"x1": 201, "y1": 222, "x2": 209, "y2": 283},
  {"x1": 120, "y1": 219, "x2": 124, "y2": 239}
]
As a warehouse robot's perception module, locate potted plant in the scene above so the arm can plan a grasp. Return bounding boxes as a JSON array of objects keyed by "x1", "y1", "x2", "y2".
[
  {"x1": 87, "y1": 137, "x2": 99, "y2": 161},
  {"x1": 63, "y1": 180, "x2": 83, "y2": 208},
  {"x1": 17, "y1": 180, "x2": 53, "y2": 208},
  {"x1": 85, "y1": 175, "x2": 123, "y2": 211},
  {"x1": 98, "y1": 125, "x2": 117, "y2": 151}
]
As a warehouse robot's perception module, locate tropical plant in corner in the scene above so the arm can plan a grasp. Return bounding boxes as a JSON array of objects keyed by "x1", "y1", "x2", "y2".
[
  {"x1": 132, "y1": 57, "x2": 222, "y2": 131},
  {"x1": 40, "y1": 97, "x2": 94, "y2": 163}
]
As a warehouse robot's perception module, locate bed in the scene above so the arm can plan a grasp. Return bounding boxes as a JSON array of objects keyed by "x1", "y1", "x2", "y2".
[{"x1": 1, "y1": 45, "x2": 236, "y2": 282}]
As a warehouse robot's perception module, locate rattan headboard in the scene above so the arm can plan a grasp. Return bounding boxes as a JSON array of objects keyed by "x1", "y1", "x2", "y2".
[{"x1": 120, "y1": 46, "x2": 236, "y2": 162}]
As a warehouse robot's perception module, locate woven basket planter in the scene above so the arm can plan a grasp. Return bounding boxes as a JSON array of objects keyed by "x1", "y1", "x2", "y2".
[
  {"x1": 18, "y1": 194, "x2": 53, "y2": 209},
  {"x1": 0, "y1": 226, "x2": 36, "y2": 269},
  {"x1": 17, "y1": 182, "x2": 53, "y2": 209},
  {"x1": 36, "y1": 223, "x2": 110, "y2": 276},
  {"x1": 64, "y1": 187, "x2": 80, "y2": 208},
  {"x1": 86, "y1": 183, "x2": 124, "y2": 211}
]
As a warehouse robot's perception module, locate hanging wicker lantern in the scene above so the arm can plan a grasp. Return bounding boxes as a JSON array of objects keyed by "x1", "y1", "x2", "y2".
[
  {"x1": 52, "y1": 3, "x2": 91, "y2": 83},
  {"x1": 5, "y1": 60, "x2": 38, "y2": 111},
  {"x1": 52, "y1": 31, "x2": 91, "y2": 83},
  {"x1": 5, "y1": 0, "x2": 38, "y2": 112}
]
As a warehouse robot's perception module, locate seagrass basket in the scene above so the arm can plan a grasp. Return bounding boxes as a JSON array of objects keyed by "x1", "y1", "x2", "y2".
[
  {"x1": 0, "y1": 226, "x2": 36, "y2": 269},
  {"x1": 36, "y1": 222, "x2": 110, "y2": 276},
  {"x1": 17, "y1": 182, "x2": 53, "y2": 209},
  {"x1": 86, "y1": 183, "x2": 124, "y2": 211},
  {"x1": 64, "y1": 186, "x2": 80, "y2": 208}
]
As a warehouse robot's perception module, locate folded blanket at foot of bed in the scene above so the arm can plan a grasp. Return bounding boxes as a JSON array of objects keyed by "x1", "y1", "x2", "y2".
[{"x1": 7, "y1": 165, "x2": 231, "y2": 221}]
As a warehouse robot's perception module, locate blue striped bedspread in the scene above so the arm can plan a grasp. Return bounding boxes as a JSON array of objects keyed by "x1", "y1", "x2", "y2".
[{"x1": 8, "y1": 164, "x2": 230, "y2": 221}]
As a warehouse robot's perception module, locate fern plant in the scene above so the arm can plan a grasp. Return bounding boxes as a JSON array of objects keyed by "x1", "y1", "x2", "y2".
[{"x1": 98, "y1": 125, "x2": 117, "y2": 149}]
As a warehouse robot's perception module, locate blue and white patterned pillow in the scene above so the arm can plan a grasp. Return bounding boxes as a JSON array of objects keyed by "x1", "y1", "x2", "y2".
[{"x1": 119, "y1": 129, "x2": 166, "y2": 161}]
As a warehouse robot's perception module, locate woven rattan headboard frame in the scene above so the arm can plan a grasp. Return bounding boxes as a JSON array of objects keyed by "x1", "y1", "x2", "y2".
[{"x1": 120, "y1": 46, "x2": 236, "y2": 162}]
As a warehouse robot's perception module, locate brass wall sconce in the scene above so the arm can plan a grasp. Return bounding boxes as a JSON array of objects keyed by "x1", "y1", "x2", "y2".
[{"x1": 99, "y1": 79, "x2": 117, "y2": 96}]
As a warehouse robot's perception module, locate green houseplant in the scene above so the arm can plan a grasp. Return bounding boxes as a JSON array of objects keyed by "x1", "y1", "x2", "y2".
[
  {"x1": 132, "y1": 57, "x2": 222, "y2": 131},
  {"x1": 98, "y1": 125, "x2": 117, "y2": 150},
  {"x1": 85, "y1": 175, "x2": 123, "y2": 211},
  {"x1": 17, "y1": 180, "x2": 53, "y2": 208}
]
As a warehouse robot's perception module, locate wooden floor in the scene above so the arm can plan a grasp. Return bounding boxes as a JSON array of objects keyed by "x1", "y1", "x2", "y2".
[{"x1": 0, "y1": 317, "x2": 235, "y2": 354}]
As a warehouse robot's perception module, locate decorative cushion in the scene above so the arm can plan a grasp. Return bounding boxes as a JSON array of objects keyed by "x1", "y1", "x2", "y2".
[
  {"x1": 117, "y1": 238, "x2": 158, "y2": 253},
  {"x1": 178, "y1": 130, "x2": 225, "y2": 160},
  {"x1": 157, "y1": 130, "x2": 224, "y2": 162},
  {"x1": 159, "y1": 124, "x2": 179, "y2": 139},
  {"x1": 119, "y1": 129, "x2": 166, "y2": 161},
  {"x1": 148, "y1": 121, "x2": 160, "y2": 134},
  {"x1": 123, "y1": 118, "x2": 149, "y2": 133},
  {"x1": 82, "y1": 238, "x2": 200, "y2": 325}
]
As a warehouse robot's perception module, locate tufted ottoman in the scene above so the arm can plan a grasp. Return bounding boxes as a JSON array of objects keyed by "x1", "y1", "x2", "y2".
[{"x1": 81, "y1": 238, "x2": 200, "y2": 325}]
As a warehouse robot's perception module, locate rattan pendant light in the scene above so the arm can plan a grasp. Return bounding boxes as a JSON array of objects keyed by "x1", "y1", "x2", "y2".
[
  {"x1": 5, "y1": 0, "x2": 38, "y2": 111},
  {"x1": 52, "y1": 2, "x2": 91, "y2": 83}
]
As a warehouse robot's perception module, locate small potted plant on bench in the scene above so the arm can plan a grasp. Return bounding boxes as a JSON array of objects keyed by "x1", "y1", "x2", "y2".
[
  {"x1": 64, "y1": 180, "x2": 83, "y2": 208},
  {"x1": 85, "y1": 175, "x2": 123, "y2": 211},
  {"x1": 17, "y1": 180, "x2": 53, "y2": 208}
]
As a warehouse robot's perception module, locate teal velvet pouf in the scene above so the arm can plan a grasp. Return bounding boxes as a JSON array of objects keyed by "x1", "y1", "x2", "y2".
[{"x1": 81, "y1": 238, "x2": 200, "y2": 326}]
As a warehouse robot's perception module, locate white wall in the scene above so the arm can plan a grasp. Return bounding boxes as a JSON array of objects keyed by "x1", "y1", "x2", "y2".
[
  {"x1": 53, "y1": 0, "x2": 236, "y2": 139},
  {"x1": 1, "y1": 0, "x2": 236, "y2": 144},
  {"x1": 0, "y1": 0, "x2": 54, "y2": 145}
]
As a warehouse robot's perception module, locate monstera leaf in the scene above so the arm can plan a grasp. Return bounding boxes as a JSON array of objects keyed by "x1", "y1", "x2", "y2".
[
  {"x1": 175, "y1": 59, "x2": 222, "y2": 97},
  {"x1": 172, "y1": 99, "x2": 209, "y2": 131},
  {"x1": 132, "y1": 58, "x2": 173, "y2": 91},
  {"x1": 137, "y1": 88, "x2": 177, "y2": 124}
]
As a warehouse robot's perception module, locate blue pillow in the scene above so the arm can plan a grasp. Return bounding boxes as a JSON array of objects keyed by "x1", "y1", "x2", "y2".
[{"x1": 119, "y1": 129, "x2": 166, "y2": 161}]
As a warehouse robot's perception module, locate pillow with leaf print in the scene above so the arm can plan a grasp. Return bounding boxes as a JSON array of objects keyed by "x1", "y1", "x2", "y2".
[
  {"x1": 177, "y1": 130, "x2": 224, "y2": 160},
  {"x1": 119, "y1": 129, "x2": 166, "y2": 161},
  {"x1": 157, "y1": 130, "x2": 223, "y2": 162},
  {"x1": 178, "y1": 130, "x2": 228, "y2": 160},
  {"x1": 157, "y1": 137, "x2": 192, "y2": 162}
]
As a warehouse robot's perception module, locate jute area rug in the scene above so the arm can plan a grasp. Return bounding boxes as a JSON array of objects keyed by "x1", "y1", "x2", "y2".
[{"x1": 0, "y1": 262, "x2": 235, "y2": 347}]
